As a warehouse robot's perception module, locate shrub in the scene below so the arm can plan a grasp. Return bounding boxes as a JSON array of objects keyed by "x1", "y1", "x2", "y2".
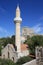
[
  {"x1": 16, "y1": 56, "x2": 34, "y2": 65},
  {"x1": 0, "y1": 59, "x2": 15, "y2": 65},
  {"x1": 0, "y1": 56, "x2": 34, "y2": 65}
]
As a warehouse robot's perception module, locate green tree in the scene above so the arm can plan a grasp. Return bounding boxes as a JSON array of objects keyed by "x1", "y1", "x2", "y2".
[
  {"x1": 16, "y1": 56, "x2": 34, "y2": 65},
  {"x1": 1, "y1": 35, "x2": 15, "y2": 47},
  {"x1": 0, "y1": 44, "x2": 2, "y2": 56},
  {"x1": 24, "y1": 35, "x2": 43, "y2": 56},
  {"x1": 11, "y1": 35, "x2": 15, "y2": 45},
  {"x1": 0, "y1": 59, "x2": 15, "y2": 65}
]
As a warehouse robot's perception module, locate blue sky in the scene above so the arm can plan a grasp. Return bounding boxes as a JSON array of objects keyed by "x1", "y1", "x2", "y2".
[{"x1": 0, "y1": 0, "x2": 43, "y2": 38}]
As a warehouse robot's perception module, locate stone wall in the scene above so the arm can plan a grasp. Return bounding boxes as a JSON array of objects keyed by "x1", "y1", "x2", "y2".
[
  {"x1": 35, "y1": 46, "x2": 43, "y2": 65},
  {"x1": 1, "y1": 44, "x2": 17, "y2": 62}
]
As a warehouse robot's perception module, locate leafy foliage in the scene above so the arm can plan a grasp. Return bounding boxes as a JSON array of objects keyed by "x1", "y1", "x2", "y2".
[
  {"x1": 16, "y1": 56, "x2": 34, "y2": 65},
  {"x1": 0, "y1": 56, "x2": 34, "y2": 65},
  {"x1": 0, "y1": 44, "x2": 2, "y2": 56},
  {"x1": 0, "y1": 59, "x2": 15, "y2": 65},
  {"x1": 0, "y1": 35, "x2": 15, "y2": 47},
  {"x1": 24, "y1": 35, "x2": 43, "y2": 56},
  {"x1": 0, "y1": 35, "x2": 15, "y2": 56}
]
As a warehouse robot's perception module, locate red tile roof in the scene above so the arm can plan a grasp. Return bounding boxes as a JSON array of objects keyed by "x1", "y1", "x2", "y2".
[{"x1": 21, "y1": 44, "x2": 28, "y2": 51}]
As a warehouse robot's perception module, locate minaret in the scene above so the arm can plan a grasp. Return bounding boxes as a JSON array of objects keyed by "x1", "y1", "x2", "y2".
[{"x1": 14, "y1": 5, "x2": 22, "y2": 58}]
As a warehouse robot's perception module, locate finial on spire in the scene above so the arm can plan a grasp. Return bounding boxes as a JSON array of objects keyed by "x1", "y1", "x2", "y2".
[
  {"x1": 17, "y1": 3, "x2": 19, "y2": 7},
  {"x1": 17, "y1": 4, "x2": 20, "y2": 10}
]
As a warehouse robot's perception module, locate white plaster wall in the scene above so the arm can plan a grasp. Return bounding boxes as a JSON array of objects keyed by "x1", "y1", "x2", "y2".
[
  {"x1": 18, "y1": 50, "x2": 29, "y2": 57},
  {"x1": 21, "y1": 36, "x2": 26, "y2": 43}
]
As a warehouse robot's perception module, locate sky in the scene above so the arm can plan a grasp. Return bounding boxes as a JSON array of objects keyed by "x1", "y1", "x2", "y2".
[{"x1": 0, "y1": 0, "x2": 43, "y2": 38}]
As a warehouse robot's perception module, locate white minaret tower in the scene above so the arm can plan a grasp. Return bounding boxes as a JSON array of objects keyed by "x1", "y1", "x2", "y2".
[{"x1": 14, "y1": 5, "x2": 22, "y2": 58}]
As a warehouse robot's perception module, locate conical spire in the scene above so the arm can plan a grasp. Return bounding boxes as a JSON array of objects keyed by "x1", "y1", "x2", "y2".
[
  {"x1": 14, "y1": 4, "x2": 22, "y2": 22},
  {"x1": 16, "y1": 4, "x2": 20, "y2": 17}
]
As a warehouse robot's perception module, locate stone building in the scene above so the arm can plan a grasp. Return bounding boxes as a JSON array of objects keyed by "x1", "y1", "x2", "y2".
[
  {"x1": 35, "y1": 46, "x2": 43, "y2": 65},
  {"x1": 1, "y1": 43, "x2": 29, "y2": 62},
  {"x1": 22, "y1": 27, "x2": 35, "y2": 38},
  {"x1": 1, "y1": 44, "x2": 17, "y2": 62}
]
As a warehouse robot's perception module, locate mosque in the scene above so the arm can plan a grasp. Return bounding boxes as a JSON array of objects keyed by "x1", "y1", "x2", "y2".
[{"x1": 1, "y1": 5, "x2": 29, "y2": 62}]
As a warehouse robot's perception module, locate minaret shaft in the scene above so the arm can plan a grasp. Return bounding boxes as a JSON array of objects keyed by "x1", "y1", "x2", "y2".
[{"x1": 15, "y1": 22, "x2": 21, "y2": 52}]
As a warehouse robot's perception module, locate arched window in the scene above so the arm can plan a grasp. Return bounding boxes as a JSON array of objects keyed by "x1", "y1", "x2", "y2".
[
  {"x1": 3, "y1": 55, "x2": 5, "y2": 58},
  {"x1": 12, "y1": 57, "x2": 14, "y2": 61},
  {"x1": 8, "y1": 52, "x2": 10, "y2": 58}
]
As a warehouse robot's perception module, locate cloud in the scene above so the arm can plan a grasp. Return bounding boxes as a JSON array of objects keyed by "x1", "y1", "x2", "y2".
[
  {"x1": 0, "y1": 6, "x2": 7, "y2": 13},
  {"x1": 0, "y1": 27, "x2": 7, "y2": 33},
  {"x1": 0, "y1": 26, "x2": 14, "y2": 38},
  {"x1": 32, "y1": 16, "x2": 43, "y2": 23},
  {"x1": 39, "y1": 16, "x2": 43, "y2": 20},
  {"x1": 32, "y1": 24, "x2": 43, "y2": 34},
  {"x1": 0, "y1": 26, "x2": 11, "y2": 37},
  {"x1": 32, "y1": 16, "x2": 43, "y2": 34}
]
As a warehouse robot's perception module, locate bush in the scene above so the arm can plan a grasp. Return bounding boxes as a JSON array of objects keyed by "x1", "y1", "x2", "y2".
[
  {"x1": 0, "y1": 59, "x2": 15, "y2": 65},
  {"x1": 16, "y1": 56, "x2": 34, "y2": 65},
  {"x1": 0, "y1": 56, "x2": 34, "y2": 65}
]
